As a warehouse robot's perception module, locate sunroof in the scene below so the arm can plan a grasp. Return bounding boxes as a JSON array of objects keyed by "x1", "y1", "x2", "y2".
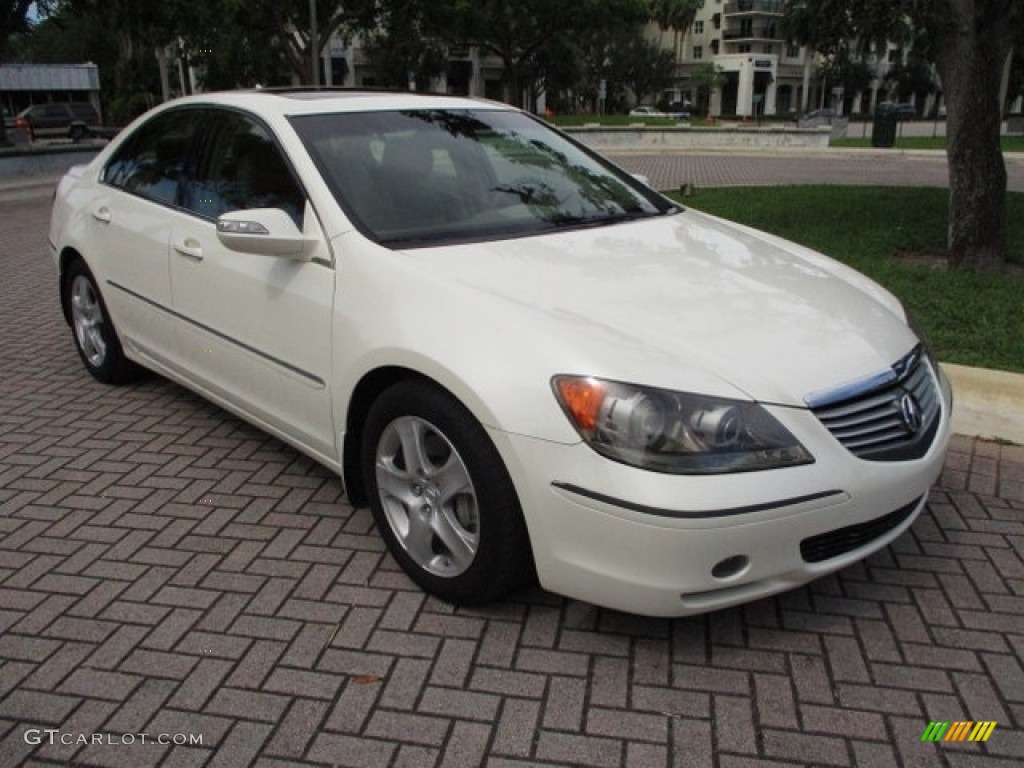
[{"x1": 259, "y1": 88, "x2": 414, "y2": 101}]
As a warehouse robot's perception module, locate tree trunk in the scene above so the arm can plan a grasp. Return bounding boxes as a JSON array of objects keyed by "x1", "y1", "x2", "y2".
[
  {"x1": 156, "y1": 46, "x2": 172, "y2": 102},
  {"x1": 932, "y1": 0, "x2": 1014, "y2": 271},
  {"x1": 801, "y1": 48, "x2": 812, "y2": 112}
]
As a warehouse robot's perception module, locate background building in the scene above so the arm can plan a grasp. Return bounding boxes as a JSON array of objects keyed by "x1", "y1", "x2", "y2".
[{"x1": 0, "y1": 63, "x2": 102, "y2": 120}]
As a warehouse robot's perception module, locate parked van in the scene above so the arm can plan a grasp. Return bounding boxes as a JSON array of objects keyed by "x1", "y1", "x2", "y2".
[{"x1": 15, "y1": 102, "x2": 101, "y2": 142}]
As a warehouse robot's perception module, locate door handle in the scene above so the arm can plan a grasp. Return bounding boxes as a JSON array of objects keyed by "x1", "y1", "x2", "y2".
[
  {"x1": 173, "y1": 240, "x2": 204, "y2": 261},
  {"x1": 91, "y1": 207, "x2": 111, "y2": 224}
]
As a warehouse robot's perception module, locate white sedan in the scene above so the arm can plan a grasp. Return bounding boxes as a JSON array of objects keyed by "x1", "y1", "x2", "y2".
[{"x1": 50, "y1": 90, "x2": 952, "y2": 616}]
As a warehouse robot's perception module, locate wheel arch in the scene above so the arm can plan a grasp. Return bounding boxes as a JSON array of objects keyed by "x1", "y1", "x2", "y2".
[
  {"x1": 58, "y1": 246, "x2": 86, "y2": 325},
  {"x1": 342, "y1": 365, "x2": 470, "y2": 508}
]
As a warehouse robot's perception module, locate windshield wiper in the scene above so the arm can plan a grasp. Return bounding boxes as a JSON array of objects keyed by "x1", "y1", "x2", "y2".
[{"x1": 546, "y1": 209, "x2": 656, "y2": 230}]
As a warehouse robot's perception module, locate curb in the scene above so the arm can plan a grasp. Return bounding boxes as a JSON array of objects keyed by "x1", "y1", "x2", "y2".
[{"x1": 945, "y1": 364, "x2": 1024, "y2": 445}]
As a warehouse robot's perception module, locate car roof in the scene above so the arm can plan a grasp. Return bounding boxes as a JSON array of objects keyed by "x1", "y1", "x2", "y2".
[{"x1": 162, "y1": 88, "x2": 514, "y2": 118}]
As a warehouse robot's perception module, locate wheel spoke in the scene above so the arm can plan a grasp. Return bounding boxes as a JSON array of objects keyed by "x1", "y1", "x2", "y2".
[
  {"x1": 431, "y1": 503, "x2": 476, "y2": 570},
  {"x1": 376, "y1": 458, "x2": 416, "y2": 506},
  {"x1": 432, "y1": 456, "x2": 472, "y2": 507},
  {"x1": 394, "y1": 417, "x2": 433, "y2": 478},
  {"x1": 403, "y1": 506, "x2": 436, "y2": 565}
]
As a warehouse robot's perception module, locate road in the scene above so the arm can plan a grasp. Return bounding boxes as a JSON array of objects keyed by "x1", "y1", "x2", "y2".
[
  {"x1": 603, "y1": 149, "x2": 1024, "y2": 194},
  {"x1": 0, "y1": 176, "x2": 1022, "y2": 768}
]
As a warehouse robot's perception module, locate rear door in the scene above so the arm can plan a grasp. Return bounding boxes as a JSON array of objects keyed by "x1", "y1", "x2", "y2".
[{"x1": 93, "y1": 107, "x2": 206, "y2": 368}]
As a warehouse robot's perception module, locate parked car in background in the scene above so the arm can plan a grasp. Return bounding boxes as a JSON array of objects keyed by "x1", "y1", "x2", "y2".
[
  {"x1": 49, "y1": 89, "x2": 952, "y2": 617},
  {"x1": 15, "y1": 102, "x2": 102, "y2": 142},
  {"x1": 665, "y1": 101, "x2": 691, "y2": 119},
  {"x1": 797, "y1": 108, "x2": 839, "y2": 128},
  {"x1": 877, "y1": 102, "x2": 917, "y2": 118},
  {"x1": 628, "y1": 105, "x2": 664, "y2": 117}
]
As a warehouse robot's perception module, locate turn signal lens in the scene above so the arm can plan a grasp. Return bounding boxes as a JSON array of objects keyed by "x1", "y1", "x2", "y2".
[{"x1": 555, "y1": 377, "x2": 605, "y2": 431}]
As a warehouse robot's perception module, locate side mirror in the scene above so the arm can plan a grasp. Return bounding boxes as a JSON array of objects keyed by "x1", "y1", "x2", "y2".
[{"x1": 216, "y1": 208, "x2": 314, "y2": 260}]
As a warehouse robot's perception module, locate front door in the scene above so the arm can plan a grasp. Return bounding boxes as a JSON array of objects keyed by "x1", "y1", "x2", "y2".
[{"x1": 169, "y1": 109, "x2": 337, "y2": 463}]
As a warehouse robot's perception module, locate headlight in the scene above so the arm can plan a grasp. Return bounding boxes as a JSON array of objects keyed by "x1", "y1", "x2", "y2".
[{"x1": 552, "y1": 376, "x2": 813, "y2": 474}]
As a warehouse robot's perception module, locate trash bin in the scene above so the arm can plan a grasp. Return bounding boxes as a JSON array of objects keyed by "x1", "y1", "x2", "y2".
[{"x1": 872, "y1": 103, "x2": 898, "y2": 148}]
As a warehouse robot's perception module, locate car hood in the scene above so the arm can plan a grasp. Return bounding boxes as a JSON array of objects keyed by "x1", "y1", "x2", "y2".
[{"x1": 398, "y1": 208, "x2": 916, "y2": 407}]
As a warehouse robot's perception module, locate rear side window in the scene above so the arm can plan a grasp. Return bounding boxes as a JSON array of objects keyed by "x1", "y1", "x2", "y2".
[{"x1": 103, "y1": 109, "x2": 204, "y2": 207}]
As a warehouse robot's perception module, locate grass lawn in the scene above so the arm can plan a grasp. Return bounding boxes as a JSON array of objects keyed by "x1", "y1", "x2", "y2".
[
  {"x1": 832, "y1": 135, "x2": 1024, "y2": 152},
  {"x1": 669, "y1": 186, "x2": 1024, "y2": 374}
]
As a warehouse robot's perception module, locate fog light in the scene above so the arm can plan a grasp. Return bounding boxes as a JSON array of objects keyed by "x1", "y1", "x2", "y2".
[{"x1": 711, "y1": 555, "x2": 749, "y2": 580}]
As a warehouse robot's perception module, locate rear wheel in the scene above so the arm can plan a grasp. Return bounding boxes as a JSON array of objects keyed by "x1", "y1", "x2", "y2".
[
  {"x1": 361, "y1": 381, "x2": 534, "y2": 605},
  {"x1": 69, "y1": 124, "x2": 86, "y2": 142},
  {"x1": 65, "y1": 259, "x2": 137, "y2": 384}
]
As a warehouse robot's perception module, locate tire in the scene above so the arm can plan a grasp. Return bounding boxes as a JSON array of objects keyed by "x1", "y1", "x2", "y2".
[
  {"x1": 362, "y1": 381, "x2": 535, "y2": 605},
  {"x1": 69, "y1": 124, "x2": 86, "y2": 142},
  {"x1": 65, "y1": 259, "x2": 137, "y2": 384}
]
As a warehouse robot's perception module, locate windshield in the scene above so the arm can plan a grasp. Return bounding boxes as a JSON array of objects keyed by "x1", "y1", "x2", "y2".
[{"x1": 291, "y1": 109, "x2": 675, "y2": 247}]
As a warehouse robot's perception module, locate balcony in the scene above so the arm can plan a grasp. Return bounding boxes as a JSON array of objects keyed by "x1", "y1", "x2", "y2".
[
  {"x1": 724, "y1": 0, "x2": 784, "y2": 14},
  {"x1": 723, "y1": 25, "x2": 782, "y2": 41}
]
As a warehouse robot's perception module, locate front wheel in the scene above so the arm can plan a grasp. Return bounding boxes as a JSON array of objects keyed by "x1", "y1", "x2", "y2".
[
  {"x1": 361, "y1": 381, "x2": 535, "y2": 605},
  {"x1": 65, "y1": 259, "x2": 137, "y2": 384}
]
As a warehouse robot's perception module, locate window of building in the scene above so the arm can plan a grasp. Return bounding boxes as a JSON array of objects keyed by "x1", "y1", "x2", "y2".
[
  {"x1": 738, "y1": 44, "x2": 752, "y2": 53},
  {"x1": 710, "y1": 39, "x2": 720, "y2": 55},
  {"x1": 695, "y1": 20, "x2": 704, "y2": 34},
  {"x1": 693, "y1": 45, "x2": 703, "y2": 59},
  {"x1": 787, "y1": 43, "x2": 800, "y2": 58}
]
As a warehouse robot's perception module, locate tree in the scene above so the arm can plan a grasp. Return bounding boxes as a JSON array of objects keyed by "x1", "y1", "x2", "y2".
[
  {"x1": 782, "y1": 0, "x2": 850, "y2": 112},
  {"x1": 787, "y1": 0, "x2": 1021, "y2": 272},
  {"x1": 884, "y1": 53, "x2": 935, "y2": 107},
  {"x1": 251, "y1": 0, "x2": 377, "y2": 85},
  {"x1": 362, "y1": 1, "x2": 447, "y2": 90},
  {"x1": 1, "y1": 1, "x2": 59, "y2": 143},
  {"x1": 421, "y1": 0, "x2": 650, "y2": 108},
  {"x1": 817, "y1": 46, "x2": 874, "y2": 113},
  {"x1": 688, "y1": 61, "x2": 724, "y2": 116},
  {"x1": 650, "y1": 0, "x2": 703, "y2": 61},
  {"x1": 607, "y1": 33, "x2": 676, "y2": 107}
]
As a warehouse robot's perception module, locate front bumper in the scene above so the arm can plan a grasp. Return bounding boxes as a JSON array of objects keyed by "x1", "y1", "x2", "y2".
[{"x1": 491, "y1": 389, "x2": 951, "y2": 617}]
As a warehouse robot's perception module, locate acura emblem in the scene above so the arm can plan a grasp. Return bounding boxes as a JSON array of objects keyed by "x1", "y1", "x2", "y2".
[{"x1": 898, "y1": 393, "x2": 922, "y2": 433}]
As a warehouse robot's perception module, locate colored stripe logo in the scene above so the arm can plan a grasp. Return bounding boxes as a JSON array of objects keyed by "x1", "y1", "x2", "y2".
[{"x1": 921, "y1": 721, "x2": 997, "y2": 742}]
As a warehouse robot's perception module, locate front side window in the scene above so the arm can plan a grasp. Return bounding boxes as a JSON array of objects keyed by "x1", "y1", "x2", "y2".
[
  {"x1": 292, "y1": 109, "x2": 674, "y2": 248},
  {"x1": 103, "y1": 109, "x2": 204, "y2": 207},
  {"x1": 184, "y1": 111, "x2": 305, "y2": 226}
]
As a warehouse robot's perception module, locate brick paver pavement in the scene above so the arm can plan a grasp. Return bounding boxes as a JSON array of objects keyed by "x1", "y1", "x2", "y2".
[{"x1": 1, "y1": 191, "x2": 1023, "y2": 767}]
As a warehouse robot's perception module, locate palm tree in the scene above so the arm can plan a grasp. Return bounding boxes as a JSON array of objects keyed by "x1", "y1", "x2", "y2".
[{"x1": 650, "y1": 0, "x2": 702, "y2": 62}]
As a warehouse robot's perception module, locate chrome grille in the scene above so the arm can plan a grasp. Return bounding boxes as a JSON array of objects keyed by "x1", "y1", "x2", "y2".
[{"x1": 807, "y1": 347, "x2": 942, "y2": 461}]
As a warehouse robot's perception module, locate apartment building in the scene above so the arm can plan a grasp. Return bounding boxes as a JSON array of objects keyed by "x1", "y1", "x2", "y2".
[{"x1": 650, "y1": 0, "x2": 818, "y2": 117}]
